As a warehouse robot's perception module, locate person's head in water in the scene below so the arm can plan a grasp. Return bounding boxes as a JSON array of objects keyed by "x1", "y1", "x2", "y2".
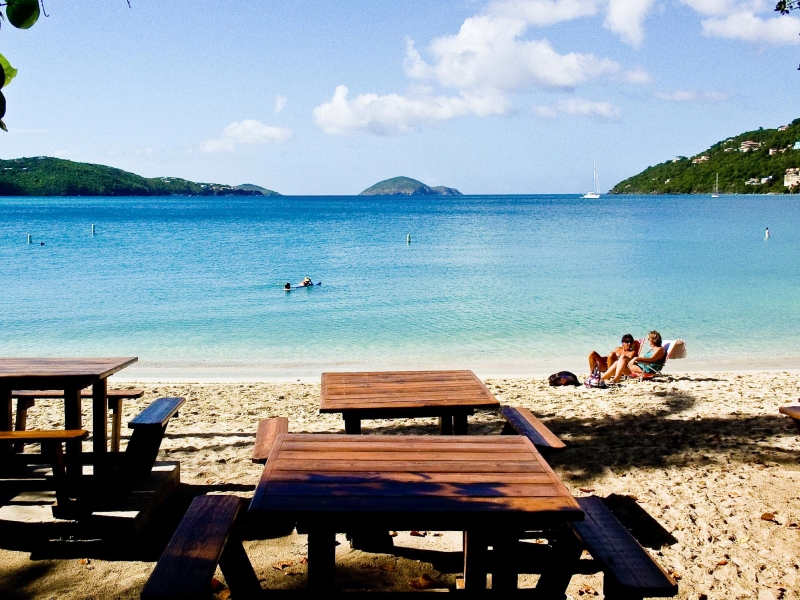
[
  {"x1": 284, "y1": 282, "x2": 291, "y2": 290},
  {"x1": 303, "y1": 277, "x2": 312, "y2": 285}
]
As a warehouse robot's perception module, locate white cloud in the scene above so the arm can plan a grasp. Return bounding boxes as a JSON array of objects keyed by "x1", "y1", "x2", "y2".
[
  {"x1": 410, "y1": 15, "x2": 628, "y2": 92},
  {"x1": 702, "y1": 12, "x2": 800, "y2": 44},
  {"x1": 200, "y1": 120, "x2": 291, "y2": 152},
  {"x1": 489, "y1": 0, "x2": 600, "y2": 26},
  {"x1": 274, "y1": 95, "x2": 287, "y2": 113},
  {"x1": 655, "y1": 90, "x2": 730, "y2": 101},
  {"x1": 313, "y1": 85, "x2": 511, "y2": 135},
  {"x1": 534, "y1": 97, "x2": 620, "y2": 119},
  {"x1": 679, "y1": 0, "x2": 766, "y2": 17},
  {"x1": 604, "y1": 0, "x2": 655, "y2": 46}
]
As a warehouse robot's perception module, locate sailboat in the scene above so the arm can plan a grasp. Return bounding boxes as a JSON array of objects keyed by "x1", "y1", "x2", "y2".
[
  {"x1": 582, "y1": 157, "x2": 601, "y2": 199},
  {"x1": 711, "y1": 173, "x2": 720, "y2": 198}
]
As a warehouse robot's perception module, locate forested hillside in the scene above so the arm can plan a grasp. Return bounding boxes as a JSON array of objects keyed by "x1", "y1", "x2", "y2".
[{"x1": 611, "y1": 119, "x2": 800, "y2": 194}]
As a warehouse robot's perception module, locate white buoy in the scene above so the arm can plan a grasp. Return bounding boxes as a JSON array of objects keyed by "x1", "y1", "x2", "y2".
[
  {"x1": 765, "y1": 227, "x2": 770, "y2": 240},
  {"x1": 406, "y1": 233, "x2": 411, "y2": 244},
  {"x1": 91, "y1": 224, "x2": 95, "y2": 235},
  {"x1": 27, "y1": 234, "x2": 31, "y2": 244}
]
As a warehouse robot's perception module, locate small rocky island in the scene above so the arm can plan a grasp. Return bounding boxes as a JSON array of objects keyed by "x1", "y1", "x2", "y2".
[{"x1": 359, "y1": 176, "x2": 461, "y2": 196}]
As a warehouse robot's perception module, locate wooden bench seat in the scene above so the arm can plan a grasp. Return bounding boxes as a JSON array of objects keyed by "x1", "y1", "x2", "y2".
[
  {"x1": 779, "y1": 405, "x2": 800, "y2": 433},
  {"x1": 252, "y1": 417, "x2": 288, "y2": 463},
  {"x1": 0, "y1": 429, "x2": 88, "y2": 509},
  {"x1": 141, "y1": 495, "x2": 261, "y2": 600},
  {"x1": 12, "y1": 389, "x2": 144, "y2": 452},
  {"x1": 569, "y1": 496, "x2": 677, "y2": 599},
  {"x1": 500, "y1": 406, "x2": 566, "y2": 451},
  {"x1": 124, "y1": 397, "x2": 185, "y2": 479}
]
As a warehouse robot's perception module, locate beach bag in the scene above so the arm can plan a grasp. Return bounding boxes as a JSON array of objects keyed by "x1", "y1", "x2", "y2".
[
  {"x1": 584, "y1": 367, "x2": 607, "y2": 389},
  {"x1": 548, "y1": 371, "x2": 581, "y2": 387}
]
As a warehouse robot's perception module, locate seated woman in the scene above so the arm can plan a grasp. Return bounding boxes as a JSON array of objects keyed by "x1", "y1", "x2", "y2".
[
  {"x1": 629, "y1": 330, "x2": 667, "y2": 377},
  {"x1": 589, "y1": 334, "x2": 639, "y2": 374},
  {"x1": 601, "y1": 330, "x2": 665, "y2": 383}
]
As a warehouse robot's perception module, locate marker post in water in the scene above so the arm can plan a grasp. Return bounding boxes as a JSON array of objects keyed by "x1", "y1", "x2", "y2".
[
  {"x1": 765, "y1": 227, "x2": 770, "y2": 240},
  {"x1": 406, "y1": 233, "x2": 411, "y2": 244},
  {"x1": 91, "y1": 224, "x2": 95, "y2": 235},
  {"x1": 27, "y1": 234, "x2": 31, "y2": 244}
]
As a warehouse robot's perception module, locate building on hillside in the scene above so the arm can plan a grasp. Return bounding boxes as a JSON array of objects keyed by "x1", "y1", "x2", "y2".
[
  {"x1": 794, "y1": 141, "x2": 800, "y2": 150},
  {"x1": 672, "y1": 156, "x2": 687, "y2": 163},
  {"x1": 779, "y1": 125, "x2": 789, "y2": 131},
  {"x1": 692, "y1": 155, "x2": 710, "y2": 164},
  {"x1": 769, "y1": 148, "x2": 778, "y2": 155},
  {"x1": 740, "y1": 141, "x2": 762, "y2": 152},
  {"x1": 745, "y1": 178, "x2": 760, "y2": 186},
  {"x1": 761, "y1": 176, "x2": 773, "y2": 184},
  {"x1": 785, "y1": 168, "x2": 800, "y2": 188}
]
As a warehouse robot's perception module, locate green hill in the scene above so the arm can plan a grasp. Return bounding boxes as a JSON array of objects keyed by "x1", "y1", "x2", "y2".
[
  {"x1": 359, "y1": 176, "x2": 462, "y2": 196},
  {"x1": 0, "y1": 157, "x2": 281, "y2": 196},
  {"x1": 611, "y1": 118, "x2": 800, "y2": 195}
]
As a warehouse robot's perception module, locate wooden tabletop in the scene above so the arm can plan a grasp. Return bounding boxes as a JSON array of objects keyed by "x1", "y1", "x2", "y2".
[
  {"x1": 319, "y1": 370, "x2": 500, "y2": 414},
  {"x1": 0, "y1": 357, "x2": 137, "y2": 389},
  {"x1": 249, "y1": 433, "x2": 582, "y2": 530}
]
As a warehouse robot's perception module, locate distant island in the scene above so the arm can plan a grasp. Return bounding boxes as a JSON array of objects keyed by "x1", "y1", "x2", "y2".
[
  {"x1": 611, "y1": 118, "x2": 800, "y2": 195},
  {"x1": 0, "y1": 157, "x2": 281, "y2": 196},
  {"x1": 360, "y1": 176, "x2": 461, "y2": 196}
]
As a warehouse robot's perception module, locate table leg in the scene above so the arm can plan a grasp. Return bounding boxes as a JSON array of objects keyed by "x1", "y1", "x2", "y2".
[
  {"x1": 344, "y1": 415, "x2": 361, "y2": 435},
  {"x1": 463, "y1": 530, "x2": 489, "y2": 590},
  {"x1": 534, "y1": 528, "x2": 583, "y2": 598},
  {"x1": 0, "y1": 388, "x2": 11, "y2": 456},
  {"x1": 108, "y1": 397, "x2": 122, "y2": 452},
  {"x1": 453, "y1": 413, "x2": 469, "y2": 435},
  {"x1": 63, "y1": 387, "x2": 82, "y2": 479},
  {"x1": 13, "y1": 398, "x2": 35, "y2": 452},
  {"x1": 438, "y1": 415, "x2": 453, "y2": 435},
  {"x1": 307, "y1": 529, "x2": 337, "y2": 591},
  {"x1": 491, "y1": 532, "x2": 519, "y2": 590},
  {"x1": 93, "y1": 379, "x2": 108, "y2": 476}
]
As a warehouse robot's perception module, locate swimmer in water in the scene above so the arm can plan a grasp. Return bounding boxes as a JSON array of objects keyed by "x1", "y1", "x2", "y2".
[
  {"x1": 284, "y1": 282, "x2": 292, "y2": 291},
  {"x1": 301, "y1": 277, "x2": 313, "y2": 287}
]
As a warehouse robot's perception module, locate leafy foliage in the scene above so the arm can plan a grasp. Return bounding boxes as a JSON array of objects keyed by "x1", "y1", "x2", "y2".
[
  {"x1": 610, "y1": 119, "x2": 800, "y2": 195},
  {"x1": 0, "y1": 157, "x2": 281, "y2": 196}
]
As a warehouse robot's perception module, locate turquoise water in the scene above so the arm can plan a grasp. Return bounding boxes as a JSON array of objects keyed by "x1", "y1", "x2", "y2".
[{"x1": 0, "y1": 195, "x2": 797, "y2": 378}]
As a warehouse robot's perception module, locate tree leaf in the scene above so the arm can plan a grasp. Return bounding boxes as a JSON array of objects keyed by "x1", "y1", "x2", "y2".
[
  {"x1": 6, "y1": 0, "x2": 40, "y2": 30},
  {"x1": 0, "y1": 119, "x2": 7, "y2": 133},
  {"x1": 0, "y1": 55, "x2": 17, "y2": 88}
]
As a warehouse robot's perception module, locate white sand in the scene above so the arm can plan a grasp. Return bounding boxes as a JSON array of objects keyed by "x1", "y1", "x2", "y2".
[{"x1": 1, "y1": 372, "x2": 799, "y2": 598}]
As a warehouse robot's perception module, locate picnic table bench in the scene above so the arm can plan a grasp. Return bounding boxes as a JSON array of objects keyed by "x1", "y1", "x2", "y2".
[
  {"x1": 320, "y1": 370, "x2": 500, "y2": 434},
  {"x1": 501, "y1": 406, "x2": 566, "y2": 452},
  {"x1": 12, "y1": 388, "x2": 144, "y2": 452},
  {"x1": 141, "y1": 495, "x2": 261, "y2": 600}
]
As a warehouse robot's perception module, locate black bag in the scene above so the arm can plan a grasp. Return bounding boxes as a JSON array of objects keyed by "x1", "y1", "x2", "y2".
[
  {"x1": 548, "y1": 371, "x2": 581, "y2": 387},
  {"x1": 584, "y1": 367, "x2": 607, "y2": 389}
]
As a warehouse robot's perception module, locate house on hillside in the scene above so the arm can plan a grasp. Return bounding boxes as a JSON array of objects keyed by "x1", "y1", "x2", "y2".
[
  {"x1": 744, "y1": 178, "x2": 761, "y2": 185},
  {"x1": 672, "y1": 156, "x2": 687, "y2": 163},
  {"x1": 761, "y1": 176, "x2": 773, "y2": 184},
  {"x1": 779, "y1": 125, "x2": 789, "y2": 131},
  {"x1": 692, "y1": 155, "x2": 710, "y2": 164},
  {"x1": 794, "y1": 141, "x2": 800, "y2": 150},
  {"x1": 740, "y1": 141, "x2": 762, "y2": 152},
  {"x1": 785, "y1": 168, "x2": 800, "y2": 188}
]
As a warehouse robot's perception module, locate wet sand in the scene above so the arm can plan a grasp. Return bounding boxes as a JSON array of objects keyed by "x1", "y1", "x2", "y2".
[{"x1": 1, "y1": 372, "x2": 799, "y2": 598}]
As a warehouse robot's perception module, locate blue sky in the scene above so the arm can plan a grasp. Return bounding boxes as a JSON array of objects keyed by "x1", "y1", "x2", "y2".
[{"x1": 1, "y1": 0, "x2": 798, "y2": 194}]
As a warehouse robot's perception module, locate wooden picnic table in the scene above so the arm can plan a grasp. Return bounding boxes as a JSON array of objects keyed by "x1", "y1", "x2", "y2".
[
  {"x1": 248, "y1": 432, "x2": 583, "y2": 591},
  {"x1": 0, "y1": 357, "x2": 138, "y2": 475},
  {"x1": 320, "y1": 370, "x2": 500, "y2": 434}
]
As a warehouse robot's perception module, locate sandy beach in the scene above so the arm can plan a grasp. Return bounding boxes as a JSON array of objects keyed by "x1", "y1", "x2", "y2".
[{"x1": 2, "y1": 371, "x2": 800, "y2": 599}]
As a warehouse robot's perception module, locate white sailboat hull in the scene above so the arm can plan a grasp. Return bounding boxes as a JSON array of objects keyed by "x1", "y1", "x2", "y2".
[{"x1": 582, "y1": 192, "x2": 601, "y2": 199}]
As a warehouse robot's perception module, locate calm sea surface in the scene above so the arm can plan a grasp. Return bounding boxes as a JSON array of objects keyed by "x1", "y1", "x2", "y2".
[{"x1": 0, "y1": 195, "x2": 797, "y2": 378}]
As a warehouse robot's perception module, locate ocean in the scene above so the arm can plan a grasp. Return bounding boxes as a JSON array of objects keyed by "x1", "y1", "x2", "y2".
[{"x1": 0, "y1": 194, "x2": 797, "y2": 379}]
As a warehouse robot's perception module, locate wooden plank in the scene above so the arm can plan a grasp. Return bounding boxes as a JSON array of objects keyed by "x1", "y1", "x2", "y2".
[
  {"x1": 571, "y1": 497, "x2": 677, "y2": 596},
  {"x1": 281, "y1": 433, "x2": 515, "y2": 444},
  {"x1": 501, "y1": 406, "x2": 566, "y2": 449},
  {"x1": 0, "y1": 357, "x2": 138, "y2": 379},
  {"x1": 276, "y1": 450, "x2": 535, "y2": 462},
  {"x1": 129, "y1": 397, "x2": 185, "y2": 429},
  {"x1": 252, "y1": 417, "x2": 288, "y2": 463},
  {"x1": 141, "y1": 495, "x2": 243, "y2": 600},
  {"x1": 280, "y1": 439, "x2": 525, "y2": 452},
  {"x1": 271, "y1": 458, "x2": 546, "y2": 473},
  {"x1": 266, "y1": 481, "x2": 565, "y2": 498},
  {"x1": 12, "y1": 389, "x2": 143, "y2": 399},
  {"x1": 779, "y1": 405, "x2": 800, "y2": 419},
  {"x1": 0, "y1": 429, "x2": 89, "y2": 441},
  {"x1": 268, "y1": 470, "x2": 555, "y2": 485}
]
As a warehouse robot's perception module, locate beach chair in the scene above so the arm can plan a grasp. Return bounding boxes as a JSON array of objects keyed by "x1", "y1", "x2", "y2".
[{"x1": 629, "y1": 339, "x2": 686, "y2": 380}]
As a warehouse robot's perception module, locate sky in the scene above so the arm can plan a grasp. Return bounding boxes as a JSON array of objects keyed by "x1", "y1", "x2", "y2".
[{"x1": 0, "y1": 0, "x2": 798, "y2": 194}]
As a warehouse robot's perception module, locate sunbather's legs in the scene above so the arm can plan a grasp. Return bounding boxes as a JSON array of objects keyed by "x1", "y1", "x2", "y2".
[
  {"x1": 601, "y1": 356, "x2": 630, "y2": 382},
  {"x1": 588, "y1": 351, "x2": 609, "y2": 373}
]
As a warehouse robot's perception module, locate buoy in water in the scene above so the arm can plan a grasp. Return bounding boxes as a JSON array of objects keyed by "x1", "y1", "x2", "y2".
[
  {"x1": 406, "y1": 233, "x2": 411, "y2": 244},
  {"x1": 27, "y1": 234, "x2": 31, "y2": 244},
  {"x1": 91, "y1": 224, "x2": 95, "y2": 235},
  {"x1": 765, "y1": 227, "x2": 770, "y2": 240}
]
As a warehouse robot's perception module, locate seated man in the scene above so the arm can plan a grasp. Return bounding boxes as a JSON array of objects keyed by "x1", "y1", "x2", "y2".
[
  {"x1": 602, "y1": 330, "x2": 666, "y2": 383},
  {"x1": 588, "y1": 334, "x2": 640, "y2": 375}
]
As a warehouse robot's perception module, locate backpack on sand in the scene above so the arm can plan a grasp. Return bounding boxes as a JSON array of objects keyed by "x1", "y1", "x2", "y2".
[
  {"x1": 584, "y1": 367, "x2": 607, "y2": 389},
  {"x1": 548, "y1": 371, "x2": 581, "y2": 387}
]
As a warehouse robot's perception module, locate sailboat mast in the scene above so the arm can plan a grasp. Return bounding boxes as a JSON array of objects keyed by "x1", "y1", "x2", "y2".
[{"x1": 593, "y1": 156, "x2": 599, "y2": 194}]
